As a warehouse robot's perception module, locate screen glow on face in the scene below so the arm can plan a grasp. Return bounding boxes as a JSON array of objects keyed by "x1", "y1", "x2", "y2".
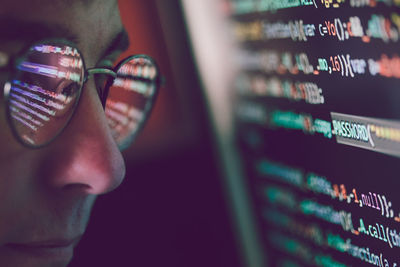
[
  {"x1": 8, "y1": 43, "x2": 84, "y2": 147},
  {"x1": 4, "y1": 41, "x2": 160, "y2": 149}
]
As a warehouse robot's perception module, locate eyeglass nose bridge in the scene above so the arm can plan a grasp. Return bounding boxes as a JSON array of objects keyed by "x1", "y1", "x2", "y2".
[
  {"x1": 85, "y1": 67, "x2": 118, "y2": 108},
  {"x1": 86, "y1": 68, "x2": 117, "y2": 81}
]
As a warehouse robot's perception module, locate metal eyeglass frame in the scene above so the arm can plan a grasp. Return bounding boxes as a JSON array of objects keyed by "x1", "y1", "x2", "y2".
[{"x1": 0, "y1": 38, "x2": 162, "y2": 150}]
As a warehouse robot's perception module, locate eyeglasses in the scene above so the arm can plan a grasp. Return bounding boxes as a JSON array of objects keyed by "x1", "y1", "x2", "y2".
[{"x1": 0, "y1": 39, "x2": 161, "y2": 150}]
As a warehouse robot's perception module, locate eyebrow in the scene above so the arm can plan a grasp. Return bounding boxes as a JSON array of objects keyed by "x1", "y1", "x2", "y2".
[
  {"x1": 0, "y1": 18, "x2": 80, "y2": 44},
  {"x1": 102, "y1": 29, "x2": 130, "y2": 58},
  {"x1": 0, "y1": 18, "x2": 130, "y2": 57}
]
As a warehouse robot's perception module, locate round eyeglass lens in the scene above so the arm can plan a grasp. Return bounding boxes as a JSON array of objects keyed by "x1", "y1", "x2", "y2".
[
  {"x1": 105, "y1": 55, "x2": 159, "y2": 150},
  {"x1": 6, "y1": 42, "x2": 84, "y2": 147}
]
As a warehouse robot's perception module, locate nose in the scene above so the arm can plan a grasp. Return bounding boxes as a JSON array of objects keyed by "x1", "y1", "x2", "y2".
[{"x1": 42, "y1": 79, "x2": 126, "y2": 195}]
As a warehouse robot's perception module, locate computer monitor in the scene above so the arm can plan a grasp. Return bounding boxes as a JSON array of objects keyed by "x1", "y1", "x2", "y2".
[{"x1": 182, "y1": 0, "x2": 400, "y2": 266}]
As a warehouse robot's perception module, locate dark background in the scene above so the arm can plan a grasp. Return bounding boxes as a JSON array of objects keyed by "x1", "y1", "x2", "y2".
[{"x1": 69, "y1": 1, "x2": 241, "y2": 266}]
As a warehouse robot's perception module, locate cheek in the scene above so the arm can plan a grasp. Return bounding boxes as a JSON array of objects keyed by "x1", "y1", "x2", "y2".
[
  {"x1": 0, "y1": 94, "x2": 23, "y2": 160},
  {"x1": 0, "y1": 86, "x2": 34, "y2": 242},
  {"x1": 0, "y1": 69, "x2": 30, "y2": 154},
  {"x1": 0, "y1": 144, "x2": 33, "y2": 244}
]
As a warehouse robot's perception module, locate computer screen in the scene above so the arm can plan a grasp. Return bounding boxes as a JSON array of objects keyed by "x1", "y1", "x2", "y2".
[{"x1": 184, "y1": 0, "x2": 400, "y2": 266}]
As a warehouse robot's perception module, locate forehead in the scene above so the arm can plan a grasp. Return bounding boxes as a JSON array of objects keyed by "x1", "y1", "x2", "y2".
[{"x1": 0, "y1": 0, "x2": 123, "y2": 65}]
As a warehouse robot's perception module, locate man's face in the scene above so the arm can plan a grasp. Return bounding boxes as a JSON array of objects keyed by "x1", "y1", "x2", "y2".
[{"x1": 0, "y1": 1, "x2": 126, "y2": 266}]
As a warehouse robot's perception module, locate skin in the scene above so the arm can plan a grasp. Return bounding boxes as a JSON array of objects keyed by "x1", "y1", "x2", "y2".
[{"x1": 0, "y1": 0, "x2": 126, "y2": 266}]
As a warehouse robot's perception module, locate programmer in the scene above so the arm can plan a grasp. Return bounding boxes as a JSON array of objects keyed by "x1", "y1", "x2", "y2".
[{"x1": 0, "y1": 0, "x2": 160, "y2": 266}]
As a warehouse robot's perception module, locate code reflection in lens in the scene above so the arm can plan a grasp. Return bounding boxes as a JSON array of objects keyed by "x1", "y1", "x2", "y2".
[
  {"x1": 7, "y1": 43, "x2": 84, "y2": 147},
  {"x1": 105, "y1": 56, "x2": 158, "y2": 149}
]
